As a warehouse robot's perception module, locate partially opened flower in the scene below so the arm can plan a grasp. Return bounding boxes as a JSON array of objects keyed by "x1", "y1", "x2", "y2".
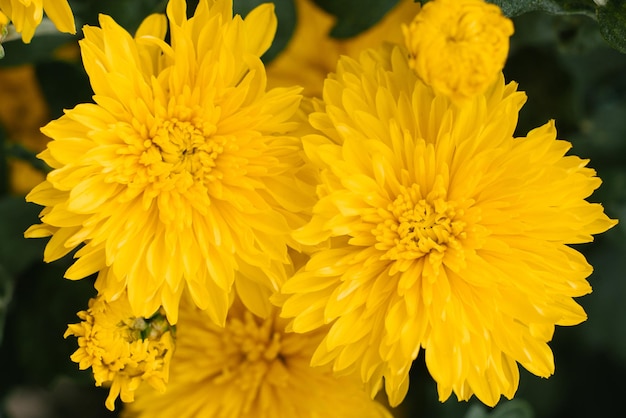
[
  {"x1": 123, "y1": 297, "x2": 391, "y2": 418},
  {"x1": 403, "y1": 0, "x2": 513, "y2": 101},
  {"x1": 25, "y1": 0, "x2": 315, "y2": 324},
  {"x1": 65, "y1": 294, "x2": 175, "y2": 411},
  {"x1": 0, "y1": 0, "x2": 75, "y2": 43},
  {"x1": 280, "y1": 44, "x2": 617, "y2": 407}
]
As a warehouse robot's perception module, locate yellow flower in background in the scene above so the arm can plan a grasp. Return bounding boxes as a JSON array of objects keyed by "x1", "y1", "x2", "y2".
[
  {"x1": 266, "y1": 0, "x2": 421, "y2": 97},
  {"x1": 64, "y1": 294, "x2": 175, "y2": 411},
  {"x1": 8, "y1": 159, "x2": 45, "y2": 193},
  {"x1": 0, "y1": 65, "x2": 50, "y2": 194},
  {"x1": 280, "y1": 44, "x2": 617, "y2": 407},
  {"x1": 0, "y1": 0, "x2": 75, "y2": 43},
  {"x1": 403, "y1": 0, "x2": 513, "y2": 101},
  {"x1": 25, "y1": 0, "x2": 315, "y2": 325},
  {"x1": 124, "y1": 297, "x2": 391, "y2": 418}
]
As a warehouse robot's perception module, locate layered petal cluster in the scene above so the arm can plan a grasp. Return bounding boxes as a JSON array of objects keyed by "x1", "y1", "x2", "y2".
[
  {"x1": 280, "y1": 44, "x2": 617, "y2": 406},
  {"x1": 65, "y1": 295, "x2": 175, "y2": 411},
  {"x1": 403, "y1": 0, "x2": 513, "y2": 101},
  {"x1": 266, "y1": 0, "x2": 421, "y2": 97},
  {"x1": 123, "y1": 298, "x2": 391, "y2": 418},
  {"x1": 25, "y1": 0, "x2": 315, "y2": 324},
  {"x1": 0, "y1": 0, "x2": 75, "y2": 42}
]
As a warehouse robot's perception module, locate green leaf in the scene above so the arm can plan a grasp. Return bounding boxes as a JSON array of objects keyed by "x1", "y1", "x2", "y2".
[
  {"x1": 416, "y1": 0, "x2": 594, "y2": 16},
  {"x1": 597, "y1": 1, "x2": 626, "y2": 53},
  {"x1": 4, "y1": 142, "x2": 50, "y2": 174},
  {"x1": 491, "y1": 400, "x2": 534, "y2": 418},
  {"x1": 491, "y1": 1, "x2": 626, "y2": 55},
  {"x1": 464, "y1": 405, "x2": 490, "y2": 418},
  {"x1": 462, "y1": 400, "x2": 534, "y2": 418},
  {"x1": 233, "y1": 0, "x2": 296, "y2": 63},
  {"x1": 313, "y1": 0, "x2": 400, "y2": 38},
  {"x1": 488, "y1": 0, "x2": 594, "y2": 17}
]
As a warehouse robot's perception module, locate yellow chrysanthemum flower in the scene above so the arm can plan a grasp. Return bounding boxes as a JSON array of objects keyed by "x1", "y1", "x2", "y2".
[
  {"x1": 64, "y1": 294, "x2": 175, "y2": 411},
  {"x1": 266, "y1": 0, "x2": 421, "y2": 97},
  {"x1": 0, "y1": 0, "x2": 75, "y2": 43},
  {"x1": 403, "y1": 0, "x2": 513, "y2": 101},
  {"x1": 280, "y1": 44, "x2": 617, "y2": 407},
  {"x1": 123, "y1": 297, "x2": 391, "y2": 418},
  {"x1": 25, "y1": 0, "x2": 315, "y2": 324}
]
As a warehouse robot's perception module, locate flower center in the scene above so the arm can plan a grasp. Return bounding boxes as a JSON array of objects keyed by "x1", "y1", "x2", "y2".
[
  {"x1": 375, "y1": 184, "x2": 465, "y2": 261},
  {"x1": 122, "y1": 310, "x2": 174, "y2": 343},
  {"x1": 214, "y1": 312, "x2": 287, "y2": 389},
  {"x1": 143, "y1": 117, "x2": 224, "y2": 182}
]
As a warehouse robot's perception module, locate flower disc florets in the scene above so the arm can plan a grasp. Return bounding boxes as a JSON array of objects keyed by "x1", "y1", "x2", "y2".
[
  {"x1": 280, "y1": 44, "x2": 616, "y2": 407},
  {"x1": 25, "y1": 0, "x2": 315, "y2": 325}
]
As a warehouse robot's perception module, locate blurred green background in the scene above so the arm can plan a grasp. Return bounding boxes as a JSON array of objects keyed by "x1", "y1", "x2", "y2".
[{"x1": 1, "y1": 1, "x2": 625, "y2": 417}]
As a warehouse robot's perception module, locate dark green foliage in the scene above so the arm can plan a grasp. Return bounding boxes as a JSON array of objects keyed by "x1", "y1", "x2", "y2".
[
  {"x1": 597, "y1": 1, "x2": 626, "y2": 53},
  {"x1": 465, "y1": 400, "x2": 534, "y2": 418},
  {"x1": 69, "y1": 0, "x2": 166, "y2": 32},
  {"x1": 0, "y1": 197, "x2": 45, "y2": 277},
  {"x1": 488, "y1": 0, "x2": 595, "y2": 16},
  {"x1": 0, "y1": 33, "x2": 76, "y2": 67},
  {"x1": 35, "y1": 61, "x2": 92, "y2": 119}
]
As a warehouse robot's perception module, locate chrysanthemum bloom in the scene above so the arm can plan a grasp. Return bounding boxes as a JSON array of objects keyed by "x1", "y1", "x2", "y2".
[
  {"x1": 25, "y1": 0, "x2": 315, "y2": 324},
  {"x1": 0, "y1": 0, "x2": 75, "y2": 43},
  {"x1": 123, "y1": 297, "x2": 391, "y2": 418},
  {"x1": 266, "y1": 0, "x2": 421, "y2": 97},
  {"x1": 279, "y1": 44, "x2": 617, "y2": 407},
  {"x1": 65, "y1": 294, "x2": 175, "y2": 411},
  {"x1": 403, "y1": 0, "x2": 513, "y2": 101}
]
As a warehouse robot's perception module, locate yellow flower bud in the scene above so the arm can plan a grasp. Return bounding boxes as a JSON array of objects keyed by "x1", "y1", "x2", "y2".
[{"x1": 403, "y1": 0, "x2": 514, "y2": 101}]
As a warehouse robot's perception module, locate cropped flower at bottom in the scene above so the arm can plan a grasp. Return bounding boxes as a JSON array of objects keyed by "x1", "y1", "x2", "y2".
[
  {"x1": 123, "y1": 299, "x2": 391, "y2": 418},
  {"x1": 64, "y1": 295, "x2": 175, "y2": 411}
]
